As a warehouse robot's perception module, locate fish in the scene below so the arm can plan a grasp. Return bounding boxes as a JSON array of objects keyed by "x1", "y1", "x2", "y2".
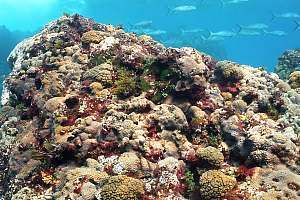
[
  {"x1": 129, "y1": 28, "x2": 151, "y2": 35},
  {"x1": 208, "y1": 30, "x2": 237, "y2": 37},
  {"x1": 133, "y1": 20, "x2": 153, "y2": 28},
  {"x1": 221, "y1": 0, "x2": 249, "y2": 6},
  {"x1": 201, "y1": 35, "x2": 225, "y2": 41},
  {"x1": 161, "y1": 39, "x2": 182, "y2": 47},
  {"x1": 181, "y1": 28, "x2": 206, "y2": 34},
  {"x1": 238, "y1": 29, "x2": 262, "y2": 36},
  {"x1": 171, "y1": 5, "x2": 197, "y2": 13},
  {"x1": 263, "y1": 30, "x2": 287, "y2": 36},
  {"x1": 145, "y1": 29, "x2": 167, "y2": 36},
  {"x1": 199, "y1": 0, "x2": 224, "y2": 7},
  {"x1": 294, "y1": 20, "x2": 300, "y2": 31},
  {"x1": 271, "y1": 12, "x2": 300, "y2": 21},
  {"x1": 237, "y1": 23, "x2": 269, "y2": 30}
]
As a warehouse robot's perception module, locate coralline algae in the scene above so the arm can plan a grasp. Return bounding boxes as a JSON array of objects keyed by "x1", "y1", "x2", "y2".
[{"x1": 0, "y1": 14, "x2": 299, "y2": 200}]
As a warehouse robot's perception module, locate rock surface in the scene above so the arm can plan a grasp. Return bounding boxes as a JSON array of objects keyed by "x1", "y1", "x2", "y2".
[{"x1": 0, "y1": 14, "x2": 299, "y2": 200}]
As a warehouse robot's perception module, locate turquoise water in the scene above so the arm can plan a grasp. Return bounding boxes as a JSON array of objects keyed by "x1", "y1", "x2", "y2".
[{"x1": 0, "y1": 0, "x2": 300, "y2": 74}]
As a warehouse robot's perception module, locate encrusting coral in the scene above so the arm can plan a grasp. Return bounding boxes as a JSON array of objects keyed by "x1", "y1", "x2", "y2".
[{"x1": 0, "y1": 14, "x2": 299, "y2": 200}]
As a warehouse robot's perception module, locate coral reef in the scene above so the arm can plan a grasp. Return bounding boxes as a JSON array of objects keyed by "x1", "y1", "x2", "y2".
[
  {"x1": 0, "y1": 14, "x2": 299, "y2": 200},
  {"x1": 275, "y1": 49, "x2": 300, "y2": 80}
]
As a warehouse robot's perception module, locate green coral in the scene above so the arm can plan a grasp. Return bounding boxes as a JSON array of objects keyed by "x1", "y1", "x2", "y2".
[
  {"x1": 139, "y1": 78, "x2": 151, "y2": 92},
  {"x1": 142, "y1": 57, "x2": 156, "y2": 73},
  {"x1": 54, "y1": 39, "x2": 63, "y2": 49},
  {"x1": 199, "y1": 170, "x2": 237, "y2": 200},
  {"x1": 196, "y1": 146, "x2": 224, "y2": 169},
  {"x1": 184, "y1": 170, "x2": 195, "y2": 197},
  {"x1": 97, "y1": 175, "x2": 144, "y2": 200},
  {"x1": 208, "y1": 135, "x2": 222, "y2": 148},
  {"x1": 91, "y1": 54, "x2": 108, "y2": 66},
  {"x1": 114, "y1": 68, "x2": 138, "y2": 99},
  {"x1": 150, "y1": 81, "x2": 175, "y2": 103}
]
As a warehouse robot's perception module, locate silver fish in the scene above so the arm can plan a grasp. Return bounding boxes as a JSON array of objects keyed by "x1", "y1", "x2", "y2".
[
  {"x1": 130, "y1": 28, "x2": 153, "y2": 35},
  {"x1": 181, "y1": 28, "x2": 206, "y2": 34},
  {"x1": 294, "y1": 20, "x2": 300, "y2": 31},
  {"x1": 172, "y1": 5, "x2": 197, "y2": 12},
  {"x1": 145, "y1": 30, "x2": 167, "y2": 36},
  {"x1": 209, "y1": 30, "x2": 237, "y2": 37},
  {"x1": 201, "y1": 35, "x2": 225, "y2": 41},
  {"x1": 272, "y1": 12, "x2": 300, "y2": 20},
  {"x1": 221, "y1": 0, "x2": 249, "y2": 6},
  {"x1": 238, "y1": 29, "x2": 261, "y2": 36},
  {"x1": 133, "y1": 20, "x2": 153, "y2": 28},
  {"x1": 238, "y1": 23, "x2": 269, "y2": 30},
  {"x1": 263, "y1": 30, "x2": 287, "y2": 36}
]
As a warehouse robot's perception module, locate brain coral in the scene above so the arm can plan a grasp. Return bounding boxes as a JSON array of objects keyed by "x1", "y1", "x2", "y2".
[
  {"x1": 97, "y1": 175, "x2": 145, "y2": 200},
  {"x1": 199, "y1": 170, "x2": 237, "y2": 200}
]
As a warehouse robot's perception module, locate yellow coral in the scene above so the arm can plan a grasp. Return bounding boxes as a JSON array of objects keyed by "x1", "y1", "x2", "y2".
[
  {"x1": 196, "y1": 146, "x2": 224, "y2": 169},
  {"x1": 98, "y1": 175, "x2": 144, "y2": 200},
  {"x1": 81, "y1": 30, "x2": 105, "y2": 44},
  {"x1": 199, "y1": 170, "x2": 237, "y2": 200},
  {"x1": 90, "y1": 82, "x2": 104, "y2": 96}
]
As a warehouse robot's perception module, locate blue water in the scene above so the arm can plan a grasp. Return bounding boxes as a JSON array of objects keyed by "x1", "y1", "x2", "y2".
[{"x1": 0, "y1": 0, "x2": 300, "y2": 74}]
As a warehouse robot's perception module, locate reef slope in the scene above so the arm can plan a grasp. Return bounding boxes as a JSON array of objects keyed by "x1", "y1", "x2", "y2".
[{"x1": 0, "y1": 15, "x2": 299, "y2": 200}]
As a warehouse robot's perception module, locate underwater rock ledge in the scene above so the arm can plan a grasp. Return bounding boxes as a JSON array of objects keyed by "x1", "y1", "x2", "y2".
[{"x1": 0, "y1": 14, "x2": 299, "y2": 200}]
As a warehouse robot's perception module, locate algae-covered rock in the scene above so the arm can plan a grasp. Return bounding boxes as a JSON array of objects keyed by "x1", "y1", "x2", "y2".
[{"x1": 257, "y1": 165, "x2": 300, "y2": 200}]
